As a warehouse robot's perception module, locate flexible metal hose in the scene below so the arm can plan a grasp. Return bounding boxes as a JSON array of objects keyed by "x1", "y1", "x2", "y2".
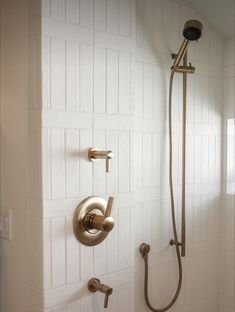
[{"x1": 140, "y1": 71, "x2": 182, "y2": 312}]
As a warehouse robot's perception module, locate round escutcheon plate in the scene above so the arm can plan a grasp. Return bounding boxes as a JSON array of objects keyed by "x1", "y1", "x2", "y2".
[{"x1": 73, "y1": 196, "x2": 109, "y2": 246}]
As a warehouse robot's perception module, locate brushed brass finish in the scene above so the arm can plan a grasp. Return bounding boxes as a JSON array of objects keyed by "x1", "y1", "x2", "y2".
[
  {"x1": 170, "y1": 239, "x2": 182, "y2": 246},
  {"x1": 181, "y1": 53, "x2": 187, "y2": 257},
  {"x1": 88, "y1": 148, "x2": 113, "y2": 173},
  {"x1": 171, "y1": 51, "x2": 190, "y2": 257},
  {"x1": 183, "y1": 20, "x2": 203, "y2": 38},
  {"x1": 139, "y1": 243, "x2": 150, "y2": 258},
  {"x1": 173, "y1": 65, "x2": 195, "y2": 74},
  {"x1": 88, "y1": 278, "x2": 113, "y2": 309},
  {"x1": 171, "y1": 38, "x2": 189, "y2": 70},
  {"x1": 140, "y1": 19, "x2": 202, "y2": 312},
  {"x1": 73, "y1": 196, "x2": 114, "y2": 246}
]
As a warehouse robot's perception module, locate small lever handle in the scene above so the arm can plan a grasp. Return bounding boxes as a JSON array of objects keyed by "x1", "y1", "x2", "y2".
[
  {"x1": 105, "y1": 196, "x2": 114, "y2": 218},
  {"x1": 104, "y1": 288, "x2": 112, "y2": 308},
  {"x1": 88, "y1": 278, "x2": 113, "y2": 309},
  {"x1": 88, "y1": 148, "x2": 113, "y2": 173}
]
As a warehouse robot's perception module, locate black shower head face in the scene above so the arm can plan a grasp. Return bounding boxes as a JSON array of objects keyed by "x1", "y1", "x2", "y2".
[{"x1": 183, "y1": 20, "x2": 203, "y2": 41}]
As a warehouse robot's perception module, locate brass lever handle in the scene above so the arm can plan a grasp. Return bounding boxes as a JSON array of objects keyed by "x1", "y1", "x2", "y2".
[
  {"x1": 88, "y1": 278, "x2": 113, "y2": 309},
  {"x1": 85, "y1": 197, "x2": 114, "y2": 232},
  {"x1": 88, "y1": 148, "x2": 113, "y2": 173}
]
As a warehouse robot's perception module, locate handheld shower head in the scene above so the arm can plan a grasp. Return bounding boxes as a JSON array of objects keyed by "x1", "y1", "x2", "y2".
[
  {"x1": 183, "y1": 20, "x2": 203, "y2": 41},
  {"x1": 172, "y1": 19, "x2": 203, "y2": 70}
]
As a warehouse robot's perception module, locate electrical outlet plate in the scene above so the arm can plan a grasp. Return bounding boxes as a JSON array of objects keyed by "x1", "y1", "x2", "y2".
[{"x1": 0, "y1": 209, "x2": 12, "y2": 240}]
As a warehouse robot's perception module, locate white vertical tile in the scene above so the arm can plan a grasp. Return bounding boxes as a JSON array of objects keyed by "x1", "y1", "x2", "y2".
[
  {"x1": 172, "y1": 134, "x2": 179, "y2": 185},
  {"x1": 160, "y1": 200, "x2": 170, "y2": 250},
  {"x1": 134, "y1": 133, "x2": 143, "y2": 190},
  {"x1": 80, "y1": 245, "x2": 93, "y2": 281},
  {"x1": 200, "y1": 196, "x2": 208, "y2": 241},
  {"x1": 119, "y1": 52, "x2": 131, "y2": 115},
  {"x1": 79, "y1": 0, "x2": 93, "y2": 27},
  {"x1": 42, "y1": 0, "x2": 51, "y2": 17},
  {"x1": 106, "y1": 130, "x2": 117, "y2": 194},
  {"x1": 118, "y1": 285, "x2": 130, "y2": 311},
  {"x1": 51, "y1": 38, "x2": 66, "y2": 110},
  {"x1": 107, "y1": 49, "x2": 118, "y2": 114},
  {"x1": 106, "y1": 207, "x2": 118, "y2": 273},
  {"x1": 93, "y1": 130, "x2": 106, "y2": 195},
  {"x1": 194, "y1": 136, "x2": 202, "y2": 184},
  {"x1": 152, "y1": 133, "x2": 161, "y2": 187},
  {"x1": 136, "y1": 0, "x2": 144, "y2": 48},
  {"x1": 194, "y1": 75, "x2": 202, "y2": 123},
  {"x1": 118, "y1": 131, "x2": 130, "y2": 193},
  {"x1": 130, "y1": 0, "x2": 136, "y2": 38},
  {"x1": 65, "y1": 129, "x2": 79, "y2": 197},
  {"x1": 193, "y1": 196, "x2": 201, "y2": 242},
  {"x1": 130, "y1": 131, "x2": 135, "y2": 192},
  {"x1": 201, "y1": 136, "x2": 209, "y2": 183},
  {"x1": 68, "y1": 299, "x2": 81, "y2": 312},
  {"x1": 135, "y1": 61, "x2": 144, "y2": 118},
  {"x1": 43, "y1": 219, "x2": 52, "y2": 289},
  {"x1": 142, "y1": 201, "x2": 152, "y2": 244},
  {"x1": 94, "y1": 47, "x2": 106, "y2": 113},
  {"x1": 80, "y1": 44, "x2": 93, "y2": 113},
  {"x1": 94, "y1": 241, "x2": 106, "y2": 276},
  {"x1": 51, "y1": 0, "x2": 66, "y2": 20},
  {"x1": 79, "y1": 130, "x2": 92, "y2": 197},
  {"x1": 187, "y1": 74, "x2": 195, "y2": 123},
  {"x1": 215, "y1": 136, "x2": 221, "y2": 182},
  {"x1": 134, "y1": 203, "x2": 142, "y2": 257},
  {"x1": 201, "y1": 77, "x2": 209, "y2": 123},
  {"x1": 51, "y1": 217, "x2": 66, "y2": 287},
  {"x1": 143, "y1": 133, "x2": 152, "y2": 188},
  {"x1": 107, "y1": 0, "x2": 119, "y2": 33},
  {"x1": 66, "y1": 0, "x2": 80, "y2": 24},
  {"x1": 118, "y1": 208, "x2": 130, "y2": 270},
  {"x1": 42, "y1": 128, "x2": 51, "y2": 199},
  {"x1": 81, "y1": 296, "x2": 94, "y2": 312},
  {"x1": 51, "y1": 129, "x2": 66, "y2": 199},
  {"x1": 143, "y1": 0, "x2": 153, "y2": 49},
  {"x1": 152, "y1": 65, "x2": 162, "y2": 120},
  {"x1": 53, "y1": 304, "x2": 68, "y2": 312},
  {"x1": 151, "y1": 201, "x2": 161, "y2": 254},
  {"x1": 66, "y1": 216, "x2": 80, "y2": 283},
  {"x1": 118, "y1": 0, "x2": 131, "y2": 36},
  {"x1": 186, "y1": 135, "x2": 194, "y2": 185},
  {"x1": 170, "y1": 1, "x2": 180, "y2": 50},
  {"x1": 94, "y1": 0, "x2": 106, "y2": 31},
  {"x1": 66, "y1": 40, "x2": 79, "y2": 111}
]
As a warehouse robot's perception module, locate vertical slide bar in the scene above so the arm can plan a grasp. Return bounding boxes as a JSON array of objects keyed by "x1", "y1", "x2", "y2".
[{"x1": 181, "y1": 52, "x2": 187, "y2": 257}]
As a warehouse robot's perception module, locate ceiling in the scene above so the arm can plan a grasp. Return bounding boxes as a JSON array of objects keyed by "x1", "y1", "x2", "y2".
[{"x1": 187, "y1": 0, "x2": 235, "y2": 38}]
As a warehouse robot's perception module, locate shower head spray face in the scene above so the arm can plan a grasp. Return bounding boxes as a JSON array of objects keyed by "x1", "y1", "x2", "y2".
[{"x1": 183, "y1": 20, "x2": 203, "y2": 41}]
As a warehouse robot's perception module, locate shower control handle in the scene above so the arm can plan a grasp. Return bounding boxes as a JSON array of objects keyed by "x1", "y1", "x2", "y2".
[
  {"x1": 88, "y1": 278, "x2": 113, "y2": 309},
  {"x1": 88, "y1": 148, "x2": 113, "y2": 173},
  {"x1": 85, "y1": 197, "x2": 114, "y2": 233}
]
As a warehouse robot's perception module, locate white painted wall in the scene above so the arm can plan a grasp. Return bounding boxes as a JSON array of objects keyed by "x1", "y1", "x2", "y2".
[
  {"x1": 220, "y1": 38, "x2": 235, "y2": 312},
  {"x1": 0, "y1": 1, "x2": 29, "y2": 311},
  {"x1": 1, "y1": 1, "x2": 233, "y2": 312}
]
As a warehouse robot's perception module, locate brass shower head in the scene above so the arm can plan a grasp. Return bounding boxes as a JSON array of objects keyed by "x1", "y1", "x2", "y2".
[
  {"x1": 172, "y1": 19, "x2": 203, "y2": 70},
  {"x1": 183, "y1": 20, "x2": 203, "y2": 41}
]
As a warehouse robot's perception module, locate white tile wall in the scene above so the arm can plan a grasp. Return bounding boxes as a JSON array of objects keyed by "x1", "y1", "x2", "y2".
[
  {"x1": 26, "y1": 0, "x2": 230, "y2": 311},
  {"x1": 220, "y1": 38, "x2": 235, "y2": 312}
]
